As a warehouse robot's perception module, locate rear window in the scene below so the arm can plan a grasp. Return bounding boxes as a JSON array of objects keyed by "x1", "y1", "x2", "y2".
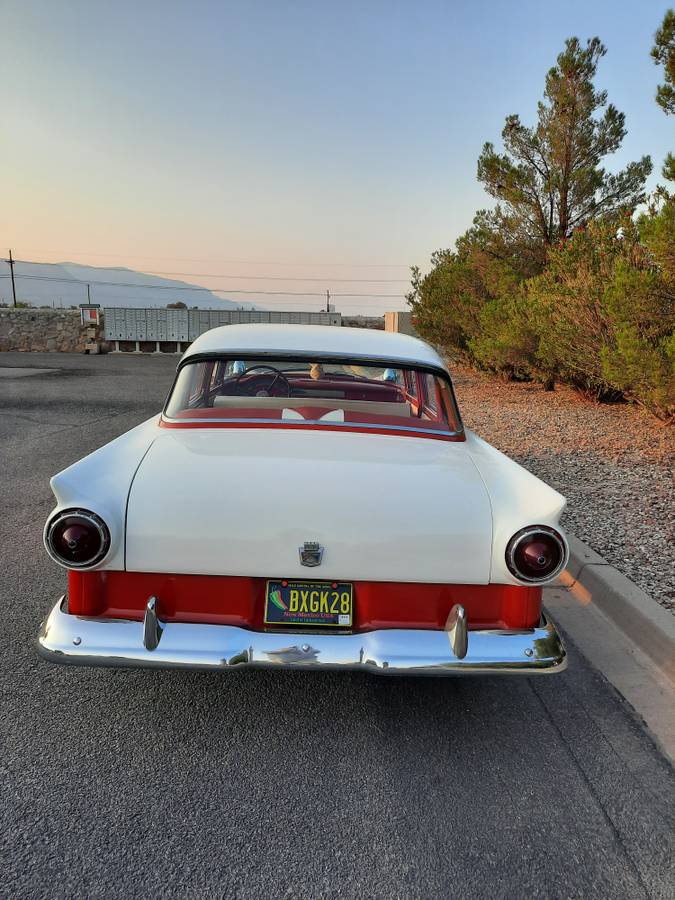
[{"x1": 165, "y1": 357, "x2": 462, "y2": 435}]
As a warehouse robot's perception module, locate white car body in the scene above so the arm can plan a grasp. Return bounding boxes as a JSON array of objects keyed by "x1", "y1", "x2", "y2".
[{"x1": 38, "y1": 324, "x2": 568, "y2": 675}]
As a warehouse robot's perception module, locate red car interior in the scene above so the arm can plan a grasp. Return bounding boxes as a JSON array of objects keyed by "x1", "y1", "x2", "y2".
[{"x1": 164, "y1": 361, "x2": 463, "y2": 438}]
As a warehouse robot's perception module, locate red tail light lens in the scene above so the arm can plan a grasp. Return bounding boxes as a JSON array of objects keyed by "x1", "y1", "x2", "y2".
[
  {"x1": 506, "y1": 526, "x2": 566, "y2": 583},
  {"x1": 45, "y1": 510, "x2": 110, "y2": 569}
]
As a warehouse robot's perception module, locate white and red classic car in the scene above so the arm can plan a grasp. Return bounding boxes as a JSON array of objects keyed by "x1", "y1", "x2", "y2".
[{"x1": 38, "y1": 324, "x2": 568, "y2": 674}]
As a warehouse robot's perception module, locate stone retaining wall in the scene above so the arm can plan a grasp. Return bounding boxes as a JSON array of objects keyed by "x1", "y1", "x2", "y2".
[
  {"x1": 341, "y1": 315, "x2": 385, "y2": 330},
  {"x1": 0, "y1": 308, "x2": 94, "y2": 352}
]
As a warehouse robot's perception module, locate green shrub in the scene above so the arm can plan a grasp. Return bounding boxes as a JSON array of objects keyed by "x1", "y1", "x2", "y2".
[
  {"x1": 529, "y1": 224, "x2": 619, "y2": 397},
  {"x1": 408, "y1": 210, "x2": 535, "y2": 365},
  {"x1": 408, "y1": 193, "x2": 674, "y2": 418},
  {"x1": 408, "y1": 254, "x2": 489, "y2": 362},
  {"x1": 460, "y1": 213, "x2": 674, "y2": 417},
  {"x1": 469, "y1": 291, "x2": 539, "y2": 379},
  {"x1": 640, "y1": 189, "x2": 675, "y2": 277},
  {"x1": 600, "y1": 261, "x2": 675, "y2": 419}
]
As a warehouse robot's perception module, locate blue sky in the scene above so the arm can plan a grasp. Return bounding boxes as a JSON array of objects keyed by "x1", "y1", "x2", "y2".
[{"x1": 1, "y1": 0, "x2": 672, "y2": 312}]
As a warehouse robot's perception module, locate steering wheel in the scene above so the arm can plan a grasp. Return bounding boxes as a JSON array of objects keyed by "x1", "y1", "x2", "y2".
[{"x1": 235, "y1": 365, "x2": 292, "y2": 397}]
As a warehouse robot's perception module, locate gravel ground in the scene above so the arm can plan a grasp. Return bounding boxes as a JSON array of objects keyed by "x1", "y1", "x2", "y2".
[{"x1": 451, "y1": 366, "x2": 675, "y2": 612}]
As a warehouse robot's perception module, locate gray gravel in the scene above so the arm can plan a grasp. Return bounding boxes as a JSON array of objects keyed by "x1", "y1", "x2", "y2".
[
  {"x1": 1, "y1": 352, "x2": 674, "y2": 899},
  {"x1": 452, "y1": 366, "x2": 675, "y2": 612}
]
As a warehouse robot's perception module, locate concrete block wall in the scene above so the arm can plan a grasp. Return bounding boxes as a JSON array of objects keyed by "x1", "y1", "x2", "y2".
[{"x1": 384, "y1": 311, "x2": 417, "y2": 337}]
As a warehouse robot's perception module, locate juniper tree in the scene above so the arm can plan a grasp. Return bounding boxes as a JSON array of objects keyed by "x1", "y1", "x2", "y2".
[
  {"x1": 651, "y1": 9, "x2": 675, "y2": 180},
  {"x1": 652, "y1": 9, "x2": 675, "y2": 113},
  {"x1": 477, "y1": 38, "x2": 652, "y2": 252}
]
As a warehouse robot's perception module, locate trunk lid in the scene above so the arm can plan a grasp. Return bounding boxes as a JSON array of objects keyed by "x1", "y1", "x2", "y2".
[{"x1": 125, "y1": 428, "x2": 493, "y2": 583}]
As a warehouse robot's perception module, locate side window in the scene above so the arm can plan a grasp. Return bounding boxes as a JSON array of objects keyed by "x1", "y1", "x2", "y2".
[
  {"x1": 404, "y1": 369, "x2": 418, "y2": 398},
  {"x1": 209, "y1": 361, "x2": 224, "y2": 391},
  {"x1": 438, "y1": 380, "x2": 460, "y2": 431},
  {"x1": 421, "y1": 373, "x2": 438, "y2": 414},
  {"x1": 188, "y1": 363, "x2": 209, "y2": 406}
]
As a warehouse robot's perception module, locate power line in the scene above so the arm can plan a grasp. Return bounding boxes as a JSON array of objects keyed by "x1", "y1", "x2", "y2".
[
  {"x1": 33, "y1": 303, "x2": 403, "y2": 312},
  {"x1": 77, "y1": 292, "x2": 406, "y2": 308},
  {"x1": 24, "y1": 292, "x2": 406, "y2": 310},
  {"x1": 140, "y1": 269, "x2": 409, "y2": 284},
  {"x1": 0, "y1": 272, "x2": 407, "y2": 299},
  {"x1": 2, "y1": 246, "x2": 410, "y2": 268},
  {"x1": 12, "y1": 260, "x2": 410, "y2": 284},
  {"x1": 25, "y1": 300, "x2": 400, "y2": 311}
]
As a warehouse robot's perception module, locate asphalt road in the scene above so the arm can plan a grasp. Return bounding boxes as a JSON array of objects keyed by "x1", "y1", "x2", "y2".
[{"x1": 1, "y1": 352, "x2": 673, "y2": 900}]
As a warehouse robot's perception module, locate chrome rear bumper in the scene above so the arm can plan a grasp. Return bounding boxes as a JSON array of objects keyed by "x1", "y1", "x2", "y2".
[{"x1": 38, "y1": 597, "x2": 566, "y2": 675}]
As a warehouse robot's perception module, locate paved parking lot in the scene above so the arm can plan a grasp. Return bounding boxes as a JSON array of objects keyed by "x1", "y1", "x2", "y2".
[{"x1": 1, "y1": 352, "x2": 673, "y2": 899}]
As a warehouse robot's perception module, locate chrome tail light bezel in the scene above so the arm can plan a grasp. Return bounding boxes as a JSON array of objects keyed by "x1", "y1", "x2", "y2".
[
  {"x1": 44, "y1": 508, "x2": 111, "y2": 570},
  {"x1": 505, "y1": 525, "x2": 568, "y2": 584}
]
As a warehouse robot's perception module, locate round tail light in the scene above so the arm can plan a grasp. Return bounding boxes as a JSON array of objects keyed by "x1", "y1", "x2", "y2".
[
  {"x1": 506, "y1": 526, "x2": 566, "y2": 583},
  {"x1": 45, "y1": 509, "x2": 110, "y2": 569}
]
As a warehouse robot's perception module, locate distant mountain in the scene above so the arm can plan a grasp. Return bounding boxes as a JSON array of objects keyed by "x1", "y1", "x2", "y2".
[{"x1": 0, "y1": 259, "x2": 257, "y2": 310}]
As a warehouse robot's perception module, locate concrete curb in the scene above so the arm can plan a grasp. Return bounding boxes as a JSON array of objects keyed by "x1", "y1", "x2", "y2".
[{"x1": 560, "y1": 534, "x2": 675, "y2": 686}]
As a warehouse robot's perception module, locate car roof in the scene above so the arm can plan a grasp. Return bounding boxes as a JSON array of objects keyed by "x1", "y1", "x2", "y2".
[{"x1": 182, "y1": 324, "x2": 447, "y2": 370}]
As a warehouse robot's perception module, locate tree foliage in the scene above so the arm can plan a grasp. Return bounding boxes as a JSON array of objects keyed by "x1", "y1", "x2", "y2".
[
  {"x1": 408, "y1": 30, "x2": 674, "y2": 420},
  {"x1": 408, "y1": 251, "x2": 487, "y2": 362},
  {"x1": 477, "y1": 38, "x2": 651, "y2": 250},
  {"x1": 470, "y1": 214, "x2": 675, "y2": 418},
  {"x1": 651, "y1": 9, "x2": 675, "y2": 181},
  {"x1": 640, "y1": 188, "x2": 675, "y2": 277},
  {"x1": 652, "y1": 9, "x2": 675, "y2": 114},
  {"x1": 407, "y1": 208, "x2": 534, "y2": 363}
]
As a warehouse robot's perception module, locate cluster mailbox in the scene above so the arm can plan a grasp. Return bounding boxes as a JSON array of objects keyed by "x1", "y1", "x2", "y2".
[
  {"x1": 104, "y1": 308, "x2": 190, "y2": 343},
  {"x1": 103, "y1": 308, "x2": 342, "y2": 351}
]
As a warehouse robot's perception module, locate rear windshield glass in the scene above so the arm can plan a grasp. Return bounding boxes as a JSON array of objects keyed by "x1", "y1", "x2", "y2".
[{"x1": 165, "y1": 357, "x2": 461, "y2": 434}]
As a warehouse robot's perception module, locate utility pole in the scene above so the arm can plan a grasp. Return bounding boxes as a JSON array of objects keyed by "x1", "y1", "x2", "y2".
[
  {"x1": 86, "y1": 283, "x2": 91, "y2": 303},
  {"x1": 325, "y1": 289, "x2": 330, "y2": 313},
  {"x1": 7, "y1": 250, "x2": 17, "y2": 307}
]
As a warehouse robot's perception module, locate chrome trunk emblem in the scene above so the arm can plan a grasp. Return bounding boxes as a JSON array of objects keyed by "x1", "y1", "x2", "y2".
[{"x1": 299, "y1": 541, "x2": 323, "y2": 567}]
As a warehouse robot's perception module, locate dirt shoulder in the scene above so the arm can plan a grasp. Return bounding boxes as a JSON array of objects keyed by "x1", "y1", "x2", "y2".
[{"x1": 451, "y1": 365, "x2": 674, "y2": 612}]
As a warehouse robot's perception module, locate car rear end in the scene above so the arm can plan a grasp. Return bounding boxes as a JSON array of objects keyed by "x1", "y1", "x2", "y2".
[{"x1": 38, "y1": 327, "x2": 568, "y2": 675}]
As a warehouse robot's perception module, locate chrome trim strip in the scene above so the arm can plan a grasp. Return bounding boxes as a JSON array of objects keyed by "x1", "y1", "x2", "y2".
[
  {"x1": 38, "y1": 597, "x2": 566, "y2": 676},
  {"x1": 160, "y1": 414, "x2": 460, "y2": 438}
]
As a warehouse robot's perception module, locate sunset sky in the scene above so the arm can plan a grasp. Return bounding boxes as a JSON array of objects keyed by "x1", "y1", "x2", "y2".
[{"x1": 1, "y1": 0, "x2": 672, "y2": 313}]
